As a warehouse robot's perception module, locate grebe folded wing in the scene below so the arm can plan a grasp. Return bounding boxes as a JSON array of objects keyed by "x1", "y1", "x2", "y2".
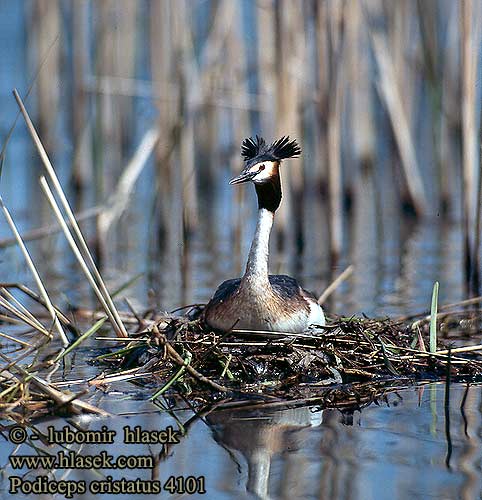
[
  {"x1": 268, "y1": 275, "x2": 304, "y2": 299},
  {"x1": 208, "y1": 278, "x2": 241, "y2": 306}
]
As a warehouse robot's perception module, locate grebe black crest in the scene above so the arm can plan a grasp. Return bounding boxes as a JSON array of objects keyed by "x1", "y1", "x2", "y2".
[{"x1": 203, "y1": 136, "x2": 325, "y2": 333}]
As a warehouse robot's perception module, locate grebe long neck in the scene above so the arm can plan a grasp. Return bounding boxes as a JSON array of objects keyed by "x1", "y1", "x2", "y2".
[
  {"x1": 244, "y1": 208, "x2": 274, "y2": 280},
  {"x1": 243, "y1": 174, "x2": 282, "y2": 282}
]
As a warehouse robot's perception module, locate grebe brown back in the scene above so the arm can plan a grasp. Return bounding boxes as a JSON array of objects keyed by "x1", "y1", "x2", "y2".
[{"x1": 203, "y1": 136, "x2": 325, "y2": 333}]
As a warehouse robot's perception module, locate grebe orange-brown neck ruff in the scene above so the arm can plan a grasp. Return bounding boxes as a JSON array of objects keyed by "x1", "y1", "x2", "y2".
[{"x1": 203, "y1": 136, "x2": 325, "y2": 333}]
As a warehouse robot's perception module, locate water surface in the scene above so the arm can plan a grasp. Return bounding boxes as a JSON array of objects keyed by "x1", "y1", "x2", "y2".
[{"x1": 1, "y1": 382, "x2": 480, "y2": 499}]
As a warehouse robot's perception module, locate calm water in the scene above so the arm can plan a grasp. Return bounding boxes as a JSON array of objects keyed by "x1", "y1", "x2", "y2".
[
  {"x1": 1, "y1": 382, "x2": 481, "y2": 499},
  {"x1": 1, "y1": 2, "x2": 481, "y2": 499}
]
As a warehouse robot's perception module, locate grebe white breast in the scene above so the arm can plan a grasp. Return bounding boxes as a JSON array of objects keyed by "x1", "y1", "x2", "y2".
[{"x1": 203, "y1": 136, "x2": 325, "y2": 333}]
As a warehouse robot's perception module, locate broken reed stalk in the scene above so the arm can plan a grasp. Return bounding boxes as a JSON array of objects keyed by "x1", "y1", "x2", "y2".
[
  {"x1": 0, "y1": 295, "x2": 49, "y2": 337},
  {"x1": 39, "y1": 176, "x2": 124, "y2": 338},
  {"x1": 98, "y1": 126, "x2": 159, "y2": 234},
  {"x1": 88, "y1": 368, "x2": 165, "y2": 387},
  {"x1": 0, "y1": 197, "x2": 67, "y2": 345},
  {"x1": 0, "y1": 287, "x2": 46, "y2": 332},
  {"x1": 0, "y1": 282, "x2": 72, "y2": 326},
  {"x1": 13, "y1": 89, "x2": 128, "y2": 338},
  {"x1": 318, "y1": 265, "x2": 354, "y2": 305},
  {"x1": 0, "y1": 331, "x2": 31, "y2": 347},
  {"x1": 0, "y1": 351, "x2": 110, "y2": 417}
]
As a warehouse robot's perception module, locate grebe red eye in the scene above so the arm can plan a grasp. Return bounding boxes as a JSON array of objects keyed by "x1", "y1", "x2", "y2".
[{"x1": 258, "y1": 164, "x2": 265, "y2": 171}]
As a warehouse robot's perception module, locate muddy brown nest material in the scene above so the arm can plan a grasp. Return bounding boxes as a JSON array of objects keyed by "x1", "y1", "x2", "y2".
[{"x1": 102, "y1": 313, "x2": 482, "y2": 399}]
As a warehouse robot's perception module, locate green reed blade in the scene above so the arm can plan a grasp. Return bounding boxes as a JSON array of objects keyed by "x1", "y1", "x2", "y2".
[
  {"x1": 112, "y1": 272, "x2": 144, "y2": 298},
  {"x1": 54, "y1": 317, "x2": 107, "y2": 362},
  {"x1": 430, "y1": 281, "x2": 439, "y2": 353},
  {"x1": 150, "y1": 351, "x2": 192, "y2": 401}
]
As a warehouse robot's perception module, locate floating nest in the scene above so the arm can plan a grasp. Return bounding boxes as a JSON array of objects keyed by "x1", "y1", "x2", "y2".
[
  {"x1": 99, "y1": 306, "x2": 482, "y2": 406},
  {"x1": 2, "y1": 284, "x2": 482, "y2": 421}
]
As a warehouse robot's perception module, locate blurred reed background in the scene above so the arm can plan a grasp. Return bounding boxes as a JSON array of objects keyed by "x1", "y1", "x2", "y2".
[{"x1": 0, "y1": 0, "x2": 481, "y2": 317}]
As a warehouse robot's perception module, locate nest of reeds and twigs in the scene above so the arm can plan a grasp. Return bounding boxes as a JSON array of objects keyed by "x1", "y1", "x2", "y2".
[
  {"x1": 1, "y1": 285, "x2": 482, "y2": 422},
  {"x1": 97, "y1": 305, "x2": 482, "y2": 404}
]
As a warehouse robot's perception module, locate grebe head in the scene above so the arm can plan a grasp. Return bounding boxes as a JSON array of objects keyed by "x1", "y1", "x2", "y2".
[
  {"x1": 229, "y1": 135, "x2": 301, "y2": 187},
  {"x1": 229, "y1": 160, "x2": 279, "y2": 185}
]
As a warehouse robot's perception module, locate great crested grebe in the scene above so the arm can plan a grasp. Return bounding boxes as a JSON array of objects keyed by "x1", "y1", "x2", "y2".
[{"x1": 203, "y1": 136, "x2": 325, "y2": 333}]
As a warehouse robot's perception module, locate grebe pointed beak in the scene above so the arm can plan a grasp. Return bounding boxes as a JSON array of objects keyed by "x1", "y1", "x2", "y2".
[{"x1": 229, "y1": 171, "x2": 255, "y2": 185}]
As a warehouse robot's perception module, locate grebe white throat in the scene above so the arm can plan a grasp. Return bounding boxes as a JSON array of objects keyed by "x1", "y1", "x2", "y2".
[{"x1": 244, "y1": 208, "x2": 273, "y2": 282}]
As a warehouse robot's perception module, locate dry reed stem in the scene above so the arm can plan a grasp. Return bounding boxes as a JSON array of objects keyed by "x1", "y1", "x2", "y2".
[
  {"x1": 349, "y1": 0, "x2": 375, "y2": 162},
  {"x1": 461, "y1": 0, "x2": 480, "y2": 289},
  {"x1": 0, "y1": 295, "x2": 49, "y2": 337},
  {"x1": 0, "y1": 345, "x2": 109, "y2": 417},
  {"x1": 0, "y1": 283, "x2": 71, "y2": 326},
  {"x1": 33, "y1": 0, "x2": 60, "y2": 151},
  {"x1": 0, "y1": 288, "x2": 46, "y2": 332},
  {"x1": 178, "y1": 0, "x2": 199, "y2": 232},
  {"x1": 13, "y1": 89, "x2": 128, "y2": 338},
  {"x1": 29, "y1": 375, "x2": 109, "y2": 416},
  {"x1": 0, "y1": 205, "x2": 102, "y2": 249},
  {"x1": 98, "y1": 127, "x2": 159, "y2": 234},
  {"x1": 256, "y1": 0, "x2": 276, "y2": 137},
  {"x1": 0, "y1": 197, "x2": 67, "y2": 345},
  {"x1": 318, "y1": 265, "x2": 354, "y2": 305},
  {"x1": 89, "y1": 367, "x2": 164, "y2": 386},
  {"x1": 370, "y1": 34, "x2": 427, "y2": 214},
  {"x1": 474, "y1": 141, "x2": 482, "y2": 292},
  {"x1": 15, "y1": 364, "x2": 109, "y2": 416},
  {"x1": 1, "y1": 289, "x2": 42, "y2": 327},
  {"x1": 39, "y1": 177, "x2": 124, "y2": 339},
  {"x1": 0, "y1": 331, "x2": 31, "y2": 347},
  {"x1": 326, "y1": 3, "x2": 345, "y2": 259},
  {"x1": 0, "y1": 314, "x2": 25, "y2": 326}
]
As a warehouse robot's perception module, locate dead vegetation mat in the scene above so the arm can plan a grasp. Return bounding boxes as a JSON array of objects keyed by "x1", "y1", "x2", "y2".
[
  {"x1": 2, "y1": 302, "x2": 482, "y2": 423},
  {"x1": 100, "y1": 309, "x2": 482, "y2": 404}
]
